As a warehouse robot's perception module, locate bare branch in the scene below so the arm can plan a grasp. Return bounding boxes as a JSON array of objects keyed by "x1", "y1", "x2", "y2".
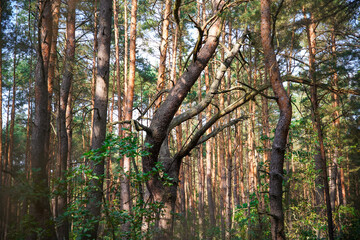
[
  {"x1": 169, "y1": 30, "x2": 249, "y2": 130},
  {"x1": 196, "y1": 116, "x2": 248, "y2": 146},
  {"x1": 137, "y1": 89, "x2": 170, "y2": 120},
  {"x1": 214, "y1": 86, "x2": 247, "y2": 94},
  {"x1": 174, "y1": 83, "x2": 270, "y2": 160},
  {"x1": 284, "y1": 75, "x2": 360, "y2": 95},
  {"x1": 108, "y1": 120, "x2": 152, "y2": 134}
]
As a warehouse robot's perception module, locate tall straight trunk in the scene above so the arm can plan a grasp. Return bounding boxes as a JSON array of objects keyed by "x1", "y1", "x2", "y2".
[
  {"x1": 6, "y1": 36, "x2": 17, "y2": 235},
  {"x1": 23, "y1": 0, "x2": 34, "y2": 218},
  {"x1": 235, "y1": 59, "x2": 245, "y2": 205},
  {"x1": 155, "y1": 0, "x2": 172, "y2": 107},
  {"x1": 0, "y1": 0, "x2": 2, "y2": 170},
  {"x1": 204, "y1": 66, "x2": 216, "y2": 233},
  {"x1": 45, "y1": 0, "x2": 60, "y2": 175},
  {"x1": 3, "y1": 90, "x2": 11, "y2": 240},
  {"x1": 261, "y1": 70, "x2": 270, "y2": 165},
  {"x1": 219, "y1": 29, "x2": 226, "y2": 240},
  {"x1": 29, "y1": 0, "x2": 56, "y2": 239},
  {"x1": 90, "y1": 0, "x2": 98, "y2": 144},
  {"x1": 57, "y1": 0, "x2": 76, "y2": 238},
  {"x1": 330, "y1": 27, "x2": 346, "y2": 207},
  {"x1": 260, "y1": 0, "x2": 292, "y2": 239},
  {"x1": 170, "y1": 22, "x2": 179, "y2": 85},
  {"x1": 303, "y1": 9, "x2": 334, "y2": 239},
  {"x1": 85, "y1": 0, "x2": 112, "y2": 239},
  {"x1": 202, "y1": 1, "x2": 216, "y2": 231},
  {"x1": 197, "y1": 72, "x2": 205, "y2": 236},
  {"x1": 114, "y1": 0, "x2": 122, "y2": 138},
  {"x1": 0, "y1": 4, "x2": 3, "y2": 189},
  {"x1": 226, "y1": 22, "x2": 233, "y2": 237},
  {"x1": 123, "y1": 0, "x2": 128, "y2": 97},
  {"x1": 121, "y1": 0, "x2": 137, "y2": 234},
  {"x1": 66, "y1": 86, "x2": 73, "y2": 207}
]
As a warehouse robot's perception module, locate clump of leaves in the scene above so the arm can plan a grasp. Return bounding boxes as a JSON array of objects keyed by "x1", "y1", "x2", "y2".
[{"x1": 65, "y1": 133, "x2": 173, "y2": 239}]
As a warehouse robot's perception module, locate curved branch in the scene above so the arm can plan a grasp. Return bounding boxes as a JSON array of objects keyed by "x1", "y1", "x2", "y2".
[
  {"x1": 137, "y1": 89, "x2": 170, "y2": 120},
  {"x1": 108, "y1": 120, "x2": 152, "y2": 134},
  {"x1": 196, "y1": 116, "x2": 248, "y2": 146},
  {"x1": 174, "y1": 83, "x2": 270, "y2": 160},
  {"x1": 169, "y1": 31, "x2": 249, "y2": 130}
]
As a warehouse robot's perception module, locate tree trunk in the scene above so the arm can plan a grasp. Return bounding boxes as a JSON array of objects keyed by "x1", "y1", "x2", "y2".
[
  {"x1": 205, "y1": 66, "x2": 216, "y2": 234},
  {"x1": 123, "y1": 0, "x2": 128, "y2": 97},
  {"x1": 155, "y1": 0, "x2": 172, "y2": 107},
  {"x1": 121, "y1": 0, "x2": 137, "y2": 234},
  {"x1": 45, "y1": 0, "x2": 60, "y2": 185},
  {"x1": 57, "y1": 0, "x2": 76, "y2": 238},
  {"x1": 226, "y1": 22, "x2": 233, "y2": 236},
  {"x1": 303, "y1": 8, "x2": 334, "y2": 240},
  {"x1": 260, "y1": 0, "x2": 292, "y2": 239},
  {"x1": 29, "y1": 0, "x2": 57, "y2": 238},
  {"x1": 114, "y1": 0, "x2": 122, "y2": 138},
  {"x1": 0, "y1": 1, "x2": 2, "y2": 186},
  {"x1": 85, "y1": 0, "x2": 112, "y2": 238},
  {"x1": 90, "y1": 0, "x2": 98, "y2": 144},
  {"x1": 197, "y1": 69, "x2": 205, "y2": 237},
  {"x1": 6, "y1": 33, "x2": 17, "y2": 236},
  {"x1": 219, "y1": 28, "x2": 227, "y2": 240},
  {"x1": 142, "y1": 1, "x2": 225, "y2": 237}
]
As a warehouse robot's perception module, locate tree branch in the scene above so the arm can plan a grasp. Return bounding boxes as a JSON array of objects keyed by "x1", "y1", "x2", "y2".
[
  {"x1": 108, "y1": 120, "x2": 152, "y2": 134},
  {"x1": 174, "y1": 83, "x2": 270, "y2": 160},
  {"x1": 284, "y1": 75, "x2": 360, "y2": 95},
  {"x1": 169, "y1": 30, "x2": 249, "y2": 130},
  {"x1": 196, "y1": 116, "x2": 248, "y2": 146}
]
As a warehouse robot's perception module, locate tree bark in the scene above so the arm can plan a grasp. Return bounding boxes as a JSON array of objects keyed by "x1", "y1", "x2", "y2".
[
  {"x1": 197, "y1": 65, "x2": 205, "y2": 237},
  {"x1": 113, "y1": 0, "x2": 122, "y2": 138},
  {"x1": 226, "y1": 21, "x2": 233, "y2": 237},
  {"x1": 90, "y1": 0, "x2": 98, "y2": 144},
  {"x1": 121, "y1": 0, "x2": 137, "y2": 234},
  {"x1": 0, "y1": 1, "x2": 3, "y2": 190},
  {"x1": 57, "y1": 0, "x2": 76, "y2": 238},
  {"x1": 155, "y1": 0, "x2": 172, "y2": 107},
  {"x1": 142, "y1": 1, "x2": 225, "y2": 237},
  {"x1": 85, "y1": 0, "x2": 112, "y2": 238},
  {"x1": 303, "y1": 8, "x2": 334, "y2": 240},
  {"x1": 29, "y1": 0, "x2": 57, "y2": 239},
  {"x1": 260, "y1": 0, "x2": 292, "y2": 239},
  {"x1": 204, "y1": 66, "x2": 216, "y2": 234}
]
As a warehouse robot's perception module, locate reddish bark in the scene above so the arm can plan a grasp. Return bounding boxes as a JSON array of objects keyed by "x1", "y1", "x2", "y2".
[
  {"x1": 121, "y1": 0, "x2": 137, "y2": 234},
  {"x1": 260, "y1": 0, "x2": 292, "y2": 239},
  {"x1": 29, "y1": 0, "x2": 57, "y2": 238},
  {"x1": 155, "y1": 0, "x2": 172, "y2": 107},
  {"x1": 57, "y1": 0, "x2": 76, "y2": 238}
]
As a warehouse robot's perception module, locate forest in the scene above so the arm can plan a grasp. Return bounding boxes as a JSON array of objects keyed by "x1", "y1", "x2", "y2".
[{"x1": 0, "y1": 0, "x2": 359, "y2": 239}]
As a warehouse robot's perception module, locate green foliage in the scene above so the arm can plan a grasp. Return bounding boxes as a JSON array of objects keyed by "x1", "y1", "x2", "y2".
[
  {"x1": 233, "y1": 193, "x2": 271, "y2": 240},
  {"x1": 65, "y1": 133, "x2": 171, "y2": 239}
]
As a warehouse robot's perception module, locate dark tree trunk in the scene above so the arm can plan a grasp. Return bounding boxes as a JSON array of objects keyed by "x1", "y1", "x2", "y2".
[
  {"x1": 29, "y1": 0, "x2": 57, "y2": 239},
  {"x1": 260, "y1": 0, "x2": 292, "y2": 239},
  {"x1": 85, "y1": 0, "x2": 112, "y2": 239},
  {"x1": 56, "y1": 0, "x2": 76, "y2": 238}
]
